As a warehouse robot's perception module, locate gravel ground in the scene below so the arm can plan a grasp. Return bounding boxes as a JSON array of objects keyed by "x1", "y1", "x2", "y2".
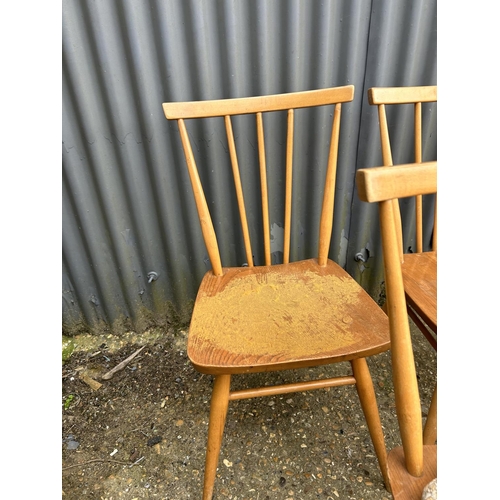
[{"x1": 62, "y1": 321, "x2": 436, "y2": 500}]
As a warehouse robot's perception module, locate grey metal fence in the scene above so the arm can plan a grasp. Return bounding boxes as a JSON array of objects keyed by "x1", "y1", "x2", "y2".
[{"x1": 62, "y1": 0, "x2": 437, "y2": 335}]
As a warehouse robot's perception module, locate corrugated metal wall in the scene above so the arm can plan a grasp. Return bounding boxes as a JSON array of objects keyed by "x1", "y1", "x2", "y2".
[{"x1": 62, "y1": 0, "x2": 437, "y2": 336}]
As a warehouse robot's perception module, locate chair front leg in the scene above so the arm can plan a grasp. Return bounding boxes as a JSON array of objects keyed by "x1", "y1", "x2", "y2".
[
  {"x1": 351, "y1": 357, "x2": 391, "y2": 491},
  {"x1": 203, "y1": 374, "x2": 231, "y2": 500}
]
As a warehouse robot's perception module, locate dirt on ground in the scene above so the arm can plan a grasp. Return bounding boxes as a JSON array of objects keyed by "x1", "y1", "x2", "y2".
[{"x1": 62, "y1": 323, "x2": 436, "y2": 500}]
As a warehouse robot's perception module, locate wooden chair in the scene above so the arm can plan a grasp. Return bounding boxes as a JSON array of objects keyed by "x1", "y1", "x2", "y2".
[
  {"x1": 368, "y1": 86, "x2": 437, "y2": 447},
  {"x1": 356, "y1": 161, "x2": 437, "y2": 499},
  {"x1": 163, "y1": 86, "x2": 392, "y2": 499}
]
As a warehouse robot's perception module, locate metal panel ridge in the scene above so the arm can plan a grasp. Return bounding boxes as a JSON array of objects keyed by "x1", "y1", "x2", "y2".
[{"x1": 63, "y1": 0, "x2": 437, "y2": 335}]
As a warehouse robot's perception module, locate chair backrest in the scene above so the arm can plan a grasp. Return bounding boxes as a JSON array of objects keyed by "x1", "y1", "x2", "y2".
[
  {"x1": 356, "y1": 161, "x2": 437, "y2": 474},
  {"x1": 163, "y1": 86, "x2": 354, "y2": 276},
  {"x1": 368, "y1": 86, "x2": 437, "y2": 254}
]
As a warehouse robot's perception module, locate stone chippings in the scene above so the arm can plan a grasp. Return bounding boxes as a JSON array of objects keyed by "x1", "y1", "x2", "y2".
[
  {"x1": 62, "y1": 322, "x2": 436, "y2": 499},
  {"x1": 421, "y1": 478, "x2": 437, "y2": 500}
]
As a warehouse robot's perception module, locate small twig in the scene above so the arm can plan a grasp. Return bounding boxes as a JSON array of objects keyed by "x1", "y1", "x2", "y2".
[
  {"x1": 79, "y1": 372, "x2": 102, "y2": 391},
  {"x1": 101, "y1": 346, "x2": 145, "y2": 380},
  {"x1": 62, "y1": 458, "x2": 130, "y2": 471},
  {"x1": 130, "y1": 426, "x2": 150, "y2": 438},
  {"x1": 64, "y1": 423, "x2": 77, "y2": 434},
  {"x1": 129, "y1": 456, "x2": 145, "y2": 467}
]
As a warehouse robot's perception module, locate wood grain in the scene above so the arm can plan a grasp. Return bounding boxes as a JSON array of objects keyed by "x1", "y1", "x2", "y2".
[
  {"x1": 368, "y1": 86, "x2": 437, "y2": 105},
  {"x1": 318, "y1": 103, "x2": 342, "y2": 266},
  {"x1": 163, "y1": 85, "x2": 354, "y2": 119},
  {"x1": 356, "y1": 162, "x2": 437, "y2": 203},
  {"x1": 165, "y1": 85, "x2": 391, "y2": 500},
  {"x1": 402, "y1": 252, "x2": 437, "y2": 332},
  {"x1": 368, "y1": 85, "x2": 437, "y2": 259},
  {"x1": 387, "y1": 445, "x2": 437, "y2": 500},
  {"x1": 379, "y1": 200, "x2": 423, "y2": 477},
  {"x1": 188, "y1": 258, "x2": 390, "y2": 375},
  {"x1": 283, "y1": 109, "x2": 294, "y2": 264},
  {"x1": 256, "y1": 112, "x2": 271, "y2": 265},
  {"x1": 225, "y1": 115, "x2": 254, "y2": 266},
  {"x1": 357, "y1": 158, "x2": 438, "y2": 479}
]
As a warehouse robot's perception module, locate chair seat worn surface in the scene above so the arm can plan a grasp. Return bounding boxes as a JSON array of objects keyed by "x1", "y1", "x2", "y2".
[
  {"x1": 188, "y1": 258, "x2": 390, "y2": 374},
  {"x1": 402, "y1": 251, "x2": 437, "y2": 332}
]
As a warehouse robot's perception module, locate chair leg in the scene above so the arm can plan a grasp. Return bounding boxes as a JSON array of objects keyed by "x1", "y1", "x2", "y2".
[
  {"x1": 203, "y1": 374, "x2": 231, "y2": 500},
  {"x1": 351, "y1": 358, "x2": 391, "y2": 491},
  {"x1": 423, "y1": 384, "x2": 437, "y2": 445}
]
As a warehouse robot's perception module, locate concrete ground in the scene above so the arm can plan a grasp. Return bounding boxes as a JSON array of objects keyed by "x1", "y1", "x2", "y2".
[{"x1": 62, "y1": 320, "x2": 436, "y2": 500}]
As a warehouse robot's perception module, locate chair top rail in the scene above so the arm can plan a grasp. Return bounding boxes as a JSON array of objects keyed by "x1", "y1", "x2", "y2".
[
  {"x1": 368, "y1": 86, "x2": 437, "y2": 105},
  {"x1": 163, "y1": 85, "x2": 354, "y2": 119},
  {"x1": 356, "y1": 161, "x2": 437, "y2": 203}
]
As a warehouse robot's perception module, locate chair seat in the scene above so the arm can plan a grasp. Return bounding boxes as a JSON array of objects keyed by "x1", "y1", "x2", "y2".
[
  {"x1": 188, "y1": 258, "x2": 390, "y2": 374},
  {"x1": 402, "y1": 251, "x2": 437, "y2": 332}
]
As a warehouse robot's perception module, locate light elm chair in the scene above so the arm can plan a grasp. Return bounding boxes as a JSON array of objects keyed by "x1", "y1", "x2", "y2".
[
  {"x1": 163, "y1": 86, "x2": 391, "y2": 499},
  {"x1": 368, "y1": 86, "x2": 437, "y2": 446},
  {"x1": 357, "y1": 161, "x2": 437, "y2": 500}
]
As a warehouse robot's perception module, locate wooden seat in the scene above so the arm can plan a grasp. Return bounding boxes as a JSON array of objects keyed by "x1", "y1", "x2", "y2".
[
  {"x1": 356, "y1": 162, "x2": 438, "y2": 500},
  {"x1": 190, "y1": 259, "x2": 390, "y2": 374},
  {"x1": 402, "y1": 251, "x2": 437, "y2": 343},
  {"x1": 163, "y1": 86, "x2": 392, "y2": 499},
  {"x1": 368, "y1": 85, "x2": 438, "y2": 440}
]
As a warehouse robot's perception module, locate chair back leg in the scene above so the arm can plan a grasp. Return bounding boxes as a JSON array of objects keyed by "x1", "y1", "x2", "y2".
[{"x1": 423, "y1": 385, "x2": 437, "y2": 445}]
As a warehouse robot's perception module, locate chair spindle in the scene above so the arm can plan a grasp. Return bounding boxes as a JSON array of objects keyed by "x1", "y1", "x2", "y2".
[
  {"x1": 225, "y1": 115, "x2": 254, "y2": 267},
  {"x1": 377, "y1": 104, "x2": 404, "y2": 262},
  {"x1": 374, "y1": 90, "x2": 437, "y2": 255},
  {"x1": 283, "y1": 109, "x2": 294, "y2": 264},
  {"x1": 414, "y1": 102, "x2": 423, "y2": 252},
  {"x1": 318, "y1": 103, "x2": 342, "y2": 266},
  {"x1": 256, "y1": 112, "x2": 271, "y2": 265},
  {"x1": 178, "y1": 118, "x2": 223, "y2": 276}
]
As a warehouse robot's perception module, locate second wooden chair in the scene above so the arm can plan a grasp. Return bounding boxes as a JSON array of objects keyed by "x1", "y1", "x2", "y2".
[
  {"x1": 368, "y1": 86, "x2": 437, "y2": 447},
  {"x1": 356, "y1": 161, "x2": 438, "y2": 499}
]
